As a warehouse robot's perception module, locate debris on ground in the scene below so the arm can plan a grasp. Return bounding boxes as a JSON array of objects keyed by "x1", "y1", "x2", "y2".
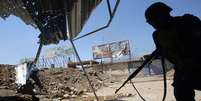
[
  {"x1": 0, "y1": 63, "x2": 177, "y2": 101},
  {"x1": 38, "y1": 67, "x2": 106, "y2": 99},
  {"x1": 0, "y1": 64, "x2": 16, "y2": 90}
]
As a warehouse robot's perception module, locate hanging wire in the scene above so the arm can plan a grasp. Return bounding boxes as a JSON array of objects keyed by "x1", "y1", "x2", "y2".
[
  {"x1": 115, "y1": 50, "x2": 158, "y2": 94},
  {"x1": 161, "y1": 57, "x2": 167, "y2": 101},
  {"x1": 127, "y1": 44, "x2": 145, "y2": 101},
  {"x1": 130, "y1": 80, "x2": 146, "y2": 101},
  {"x1": 116, "y1": 49, "x2": 167, "y2": 101}
]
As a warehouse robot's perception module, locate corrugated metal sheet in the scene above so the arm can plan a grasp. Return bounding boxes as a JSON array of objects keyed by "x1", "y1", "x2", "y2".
[
  {"x1": 68, "y1": 0, "x2": 102, "y2": 38},
  {"x1": 0, "y1": 0, "x2": 102, "y2": 45}
]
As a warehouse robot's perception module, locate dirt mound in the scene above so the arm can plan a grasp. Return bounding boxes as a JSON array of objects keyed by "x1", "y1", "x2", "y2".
[
  {"x1": 0, "y1": 64, "x2": 16, "y2": 90},
  {"x1": 0, "y1": 65, "x2": 108, "y2": 100},
  {"x1": 38, "y1": 68, "x2": 106, "y2": 99}
]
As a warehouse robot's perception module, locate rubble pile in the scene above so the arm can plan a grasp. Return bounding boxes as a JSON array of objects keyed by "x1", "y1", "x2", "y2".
[
  {"x1": 38, "y1": 68, "x2": 106, "y2": 99},
  {"x1": 0, "y1": 64, "x2": 16, "y2": 89},
  {"x1": 0, "y1": 64, "x2": 108, "y2": 100}
]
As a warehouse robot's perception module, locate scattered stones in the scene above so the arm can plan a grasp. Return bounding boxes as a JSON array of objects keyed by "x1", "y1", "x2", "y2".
[
  {"x1": 82, "y1": 95, "x2": 88, "y2": 98},
  {"x1": 37, "y1": 68, "x2": 105, "y2": 99},
  {"x1": 125, "y1": 93, "x2": 132, "y2": 97},
  {"x1": 61, "y1": 99, "x2": 70, "y2": 101},
  {"x1": 63, "y1": 94, "x2": 70, "y2": 98},
  {"x1": 71, "y1": 94, "x2": 77, "y2": 98},
  {"x1": 0, "y1": 64, "x2": 109, "y2": 100},
  {"x1": 0, "y1": 64, "x2": 16, "y2": 90}
]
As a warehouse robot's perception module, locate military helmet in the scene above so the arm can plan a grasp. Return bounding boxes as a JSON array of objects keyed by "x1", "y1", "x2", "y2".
[{"x1": 145, "y1": 2, "x2": 172, "y2": 22}]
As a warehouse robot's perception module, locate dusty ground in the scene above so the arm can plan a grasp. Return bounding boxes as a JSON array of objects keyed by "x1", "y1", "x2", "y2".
[
  {"x1": 0, "y1": 64, "x2": 201, "y2": 101},
  {"x1": 93, "y1": 77, "x2": 201, "y2": 101}
]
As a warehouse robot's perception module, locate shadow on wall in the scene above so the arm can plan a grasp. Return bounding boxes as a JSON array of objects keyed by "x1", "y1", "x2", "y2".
[
  {"x1": 143, "y1": 59, "x2": 173, "y2": 75},
  {"x1": 127, "y1": 59, "x2": 173, "y2": 76}
]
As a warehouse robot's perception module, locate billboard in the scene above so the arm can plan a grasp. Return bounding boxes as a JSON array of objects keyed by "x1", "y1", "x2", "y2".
[
  {"x1": 92, "y1": 44, "x2": 111, "y2": 59},
  {"x1": 92, "y1": 40, "x2": 130, "y2": 59},
  {"x1": 111, "y1": 40, "x2": 130, "y2": 58}
]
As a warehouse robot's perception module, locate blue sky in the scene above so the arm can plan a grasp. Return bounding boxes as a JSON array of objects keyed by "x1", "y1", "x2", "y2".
[{"x1": 0, "y1": 0, "x2": 201, "y2": 64}]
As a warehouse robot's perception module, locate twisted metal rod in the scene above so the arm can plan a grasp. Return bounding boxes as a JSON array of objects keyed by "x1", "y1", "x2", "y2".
[{"x1": 69, "y1": 39, "x2": 99, "y2": 101}]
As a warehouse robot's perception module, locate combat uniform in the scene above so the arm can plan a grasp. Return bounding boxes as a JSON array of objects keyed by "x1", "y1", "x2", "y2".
[{"x1": 153, "y1": 14, "x2": 201, "y2": 101}]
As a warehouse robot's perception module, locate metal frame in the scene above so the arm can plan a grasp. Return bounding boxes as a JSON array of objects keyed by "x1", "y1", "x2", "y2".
[
  {"x1": 33, "y1": 43, "x2": 43, "y2": 64},
  {"x1": 69, "y1": 39, "x2": 99, "y2": 101},
  {"x1": 30, "y1": 1, "x2": 121, "y2": 101},
  {"x1": 68, "y1": 1, "x2": 120, "y2": 101},
  {"x1": 73, "y1": 0, "x2": 120, "y2": 41}
]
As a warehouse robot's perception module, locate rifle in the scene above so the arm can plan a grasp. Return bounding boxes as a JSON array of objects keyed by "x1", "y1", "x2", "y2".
[{"x1": 115, "y1": 49, "x2": 159, "y2": 93}]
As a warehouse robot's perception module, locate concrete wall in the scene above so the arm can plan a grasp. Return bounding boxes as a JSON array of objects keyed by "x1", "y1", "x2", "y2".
[{"x1": 90, "y1": 59, "x2": 173, "y2": 77}]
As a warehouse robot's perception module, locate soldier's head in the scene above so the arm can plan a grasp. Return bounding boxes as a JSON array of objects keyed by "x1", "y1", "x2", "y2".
[{"x1": 145, "y1": 2, "x2": 172, "y2": 29}]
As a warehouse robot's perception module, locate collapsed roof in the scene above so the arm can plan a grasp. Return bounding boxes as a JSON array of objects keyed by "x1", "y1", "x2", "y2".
[{"x1": 0, "y1": 0, "x2": 102, "y2": 45}]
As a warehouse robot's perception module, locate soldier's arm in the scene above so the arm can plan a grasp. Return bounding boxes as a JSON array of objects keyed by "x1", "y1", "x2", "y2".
[{"x1": 152, "y1": 31, "x2": 161, "y2": 58}]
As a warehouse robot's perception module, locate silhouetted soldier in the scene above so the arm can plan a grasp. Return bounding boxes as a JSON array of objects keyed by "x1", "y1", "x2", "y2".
[{"x1": 145, "y1": 2, "x2": 201, "y2": 101}]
